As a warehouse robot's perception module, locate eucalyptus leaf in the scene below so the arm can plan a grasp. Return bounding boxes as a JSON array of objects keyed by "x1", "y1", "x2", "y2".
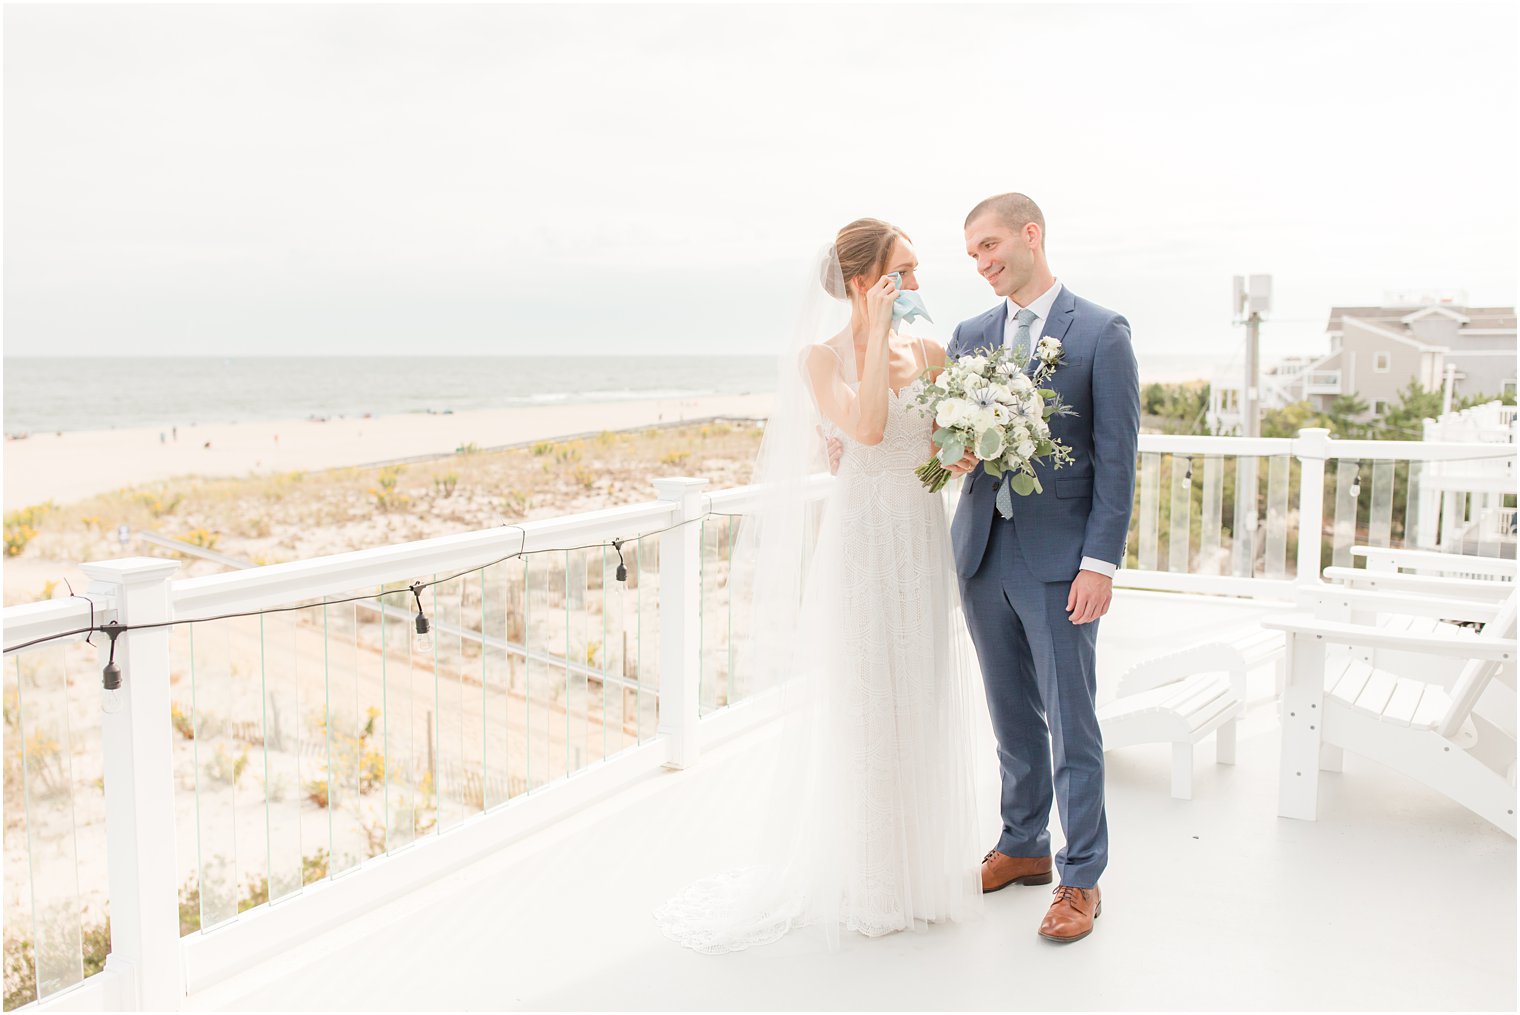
[
  {"x1": 937, "y1": 439, "x2": 964, "y2": 467},
  {"x1": 977, "y1": 429, "x2": 1003, "y2": 459},
  {"x1": 1009, "y1": 472, "x2": 1035, "y2": 497}
]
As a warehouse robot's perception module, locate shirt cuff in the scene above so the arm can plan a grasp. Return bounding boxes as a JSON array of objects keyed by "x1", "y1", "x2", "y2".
[{"x1": 1079, "y1": 556, "x2": 1117, "y2": 579}]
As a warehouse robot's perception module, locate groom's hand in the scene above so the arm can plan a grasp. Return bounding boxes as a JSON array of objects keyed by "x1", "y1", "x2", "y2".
[
  {"x1": 945, "y1": 451, "x2": 979, "y2": 476},
  {"x1": 817, "y1": 426, "x2": 844, "y2": 475},
  {"x1": 1066, "y1": 570, "x2": 1113, "y2": 625}
]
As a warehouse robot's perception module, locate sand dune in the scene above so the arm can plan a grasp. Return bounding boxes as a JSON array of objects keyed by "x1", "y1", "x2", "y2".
[{"x1": 3, "y1": 394, "x2": 773, "y2": 511}]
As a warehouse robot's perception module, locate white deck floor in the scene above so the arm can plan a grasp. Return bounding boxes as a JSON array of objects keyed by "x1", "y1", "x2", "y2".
[{"x1": 184, "y1": 592, "x2": 1517, "y2": 1012}]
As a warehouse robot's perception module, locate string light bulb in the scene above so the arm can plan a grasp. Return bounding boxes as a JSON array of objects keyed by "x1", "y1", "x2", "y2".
[
  {"x1": 410, "y1": 582, "x2": 432, "y2": 655},
  {"x1": 1350, "y1": 465, "x2": 1362, "y2": 501},
  {"x1": 612, "y1": 539, "x2": 628, "y2": 583},
  {"x1": 100, "y1": 623, "x2": 124, "y2": 715}
]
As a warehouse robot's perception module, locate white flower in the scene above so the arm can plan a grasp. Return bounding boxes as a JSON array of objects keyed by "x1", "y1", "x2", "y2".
[
  {"x1": 1017, "y1": 439, "x2": 1036, "y2": 459},
  {"x1": 1023, "y1": 393, "x2": 1045, "y2": 418},
  {"x1": 960, "y1": 354, "x2": 989, "y2": 375},
  {"x1": 1036, "y1": 337, "x2": 1064, "y2": 365},
  {"x1": 935, "y1": 398, "x2": 974, "y2": 428},
  {"x1": 966, "y1": 374, "x2": 1017, "y2": 411},
  {"x1": 1010, "y1": 373, "x2": 1035, "y2": 395}
]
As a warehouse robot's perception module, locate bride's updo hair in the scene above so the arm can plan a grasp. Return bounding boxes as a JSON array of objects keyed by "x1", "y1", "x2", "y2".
[{"x1": 822, "y1": 218, "x2": 910, "y2": 300}]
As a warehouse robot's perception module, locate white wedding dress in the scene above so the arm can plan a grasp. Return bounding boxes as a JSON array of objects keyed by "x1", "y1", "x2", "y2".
[{"x1": 654, "y1": 345, "x2": 987, "y2": 953}]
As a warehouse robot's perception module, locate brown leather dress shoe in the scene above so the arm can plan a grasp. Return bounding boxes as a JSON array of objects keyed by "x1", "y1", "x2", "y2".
[
  {"x1": 981, "y1": 849, "x2": 1054, "y2": 893},
  {"x1": 1038, "y1": 884, "x2": 1101, "y2": 942}
]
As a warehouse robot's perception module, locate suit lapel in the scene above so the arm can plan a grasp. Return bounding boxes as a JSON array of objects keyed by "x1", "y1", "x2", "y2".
[
  {"x1": 1041, "y1": 286, "x2": 1078, "y2": 348},
  {"x1": 953, "y1": 304, "x2": 1004, "y2": 358}
]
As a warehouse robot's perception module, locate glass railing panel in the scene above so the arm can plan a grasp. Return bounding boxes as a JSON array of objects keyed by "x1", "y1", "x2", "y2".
[
  {"x1": 1167, "y1": 455, "x2": 1192, "y2": 573},
  {"x1": 565, "y1": 548, "x2": 593, "y2": 775},
  {"x1": 384, "y1": 580, "x2": 431, "y2": 851},
  {"x1": 319, "y1": 595, "x2": 369, "y2": 876},
  {"x1": 431, "y1": 572, "x2": 477, "y2": 831},
  {"x1": 598, "y1": 544, "x2": 631, "y2": 760},
  {"x1": 477, "y1": 559, "x2": 513, "y2": 802},
  {"x1": 699, "y1": 515, "x2": 738, "y2": 714},
  {"x1": 1231, "y1": 457, "x2": 1259, "y2": 577},
  {"x1": 1368, "y1": 460, "x2": 1395, "y2": 549},
  {"x1": 1137, "y1": 452, "x2": 1160, "y2": 570},
  {"x1": 524, "y1": 554, "x2": 569, "y2": 790},
  {"x1": 1198, "y1": 455, "x2": 1224, "y2": 575},
  {"x1": 186, "y1": 614, "x2": 267, "y2": 930},
  {"x1": 634, "y1": 536, "x2": 660, "y2": 745},
  {"x1": 1263, "y1": 455, "x2": 1291, "y2": 579},
  {"x1": 12, "y1": 648, "x2": 85, "y2": 1000},
  {"x1": 1331, "y1": 459, "x2": 1362, "y2": 568},
  {"x1": 258, "y1": 607, "x2": 303, "y2": 904}
]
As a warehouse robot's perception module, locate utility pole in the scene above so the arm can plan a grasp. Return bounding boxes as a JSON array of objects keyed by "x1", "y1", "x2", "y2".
[{"x1": 1232, "y1": 275, "x2": 1272, "y2": 437}]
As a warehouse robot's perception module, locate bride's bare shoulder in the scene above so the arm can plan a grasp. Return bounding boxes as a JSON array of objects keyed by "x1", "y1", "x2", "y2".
[{"x1": 918, "y1": 337, "x2": 949, "y2": 377}]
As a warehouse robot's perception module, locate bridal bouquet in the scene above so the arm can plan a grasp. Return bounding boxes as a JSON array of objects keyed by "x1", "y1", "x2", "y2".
[{"x1": 912, "y1": 342, "x2": 1074, "y2": 517}]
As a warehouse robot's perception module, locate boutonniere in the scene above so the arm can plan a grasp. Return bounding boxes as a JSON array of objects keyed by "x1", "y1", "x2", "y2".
[{"x1": 1033, "y1": 337, "x2": 1065, "y2": 380}]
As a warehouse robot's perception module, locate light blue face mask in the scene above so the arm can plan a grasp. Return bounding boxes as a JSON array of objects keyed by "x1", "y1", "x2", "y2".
[{"x1": 888, "y1": 272, "x2": 932, "y2": 326}]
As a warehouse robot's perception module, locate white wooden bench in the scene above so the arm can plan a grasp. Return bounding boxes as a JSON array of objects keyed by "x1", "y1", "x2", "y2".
[{"x1": 1099, "y1": 628, "x2": 1283, "y2": 800}]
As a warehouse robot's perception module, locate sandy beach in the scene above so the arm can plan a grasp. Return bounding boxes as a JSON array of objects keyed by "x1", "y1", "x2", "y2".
[{"x1": 3, "y1": 393, "x2": 773, "y2": 512}]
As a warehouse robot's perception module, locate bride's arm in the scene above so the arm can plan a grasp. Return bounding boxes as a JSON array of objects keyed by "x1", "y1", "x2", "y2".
[{"x1": 804, "y1": 277, "x2": 896, "y2": 446}]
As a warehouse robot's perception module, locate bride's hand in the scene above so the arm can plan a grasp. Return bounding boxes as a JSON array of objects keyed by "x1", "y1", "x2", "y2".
[{"x1": 864, "y1": 275, "x2": 897, "y2": 341}]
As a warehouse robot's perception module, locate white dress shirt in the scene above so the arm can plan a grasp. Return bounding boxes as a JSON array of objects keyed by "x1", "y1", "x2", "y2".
[
  {"x1": 1004, "y1": 280, "x2": 1117, "y2": 581},
  {"x1": 1003, "y1": 279, "x2": 1065, "y2": 355}
]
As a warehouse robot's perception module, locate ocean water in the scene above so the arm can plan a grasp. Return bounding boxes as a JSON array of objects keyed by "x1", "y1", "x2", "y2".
[
  {"x1": 2, "y1": 352, "x2": 1221, "y2": 435},
  {"x1": 2, "y1": 356, "x2": 780, "y2": 434}
]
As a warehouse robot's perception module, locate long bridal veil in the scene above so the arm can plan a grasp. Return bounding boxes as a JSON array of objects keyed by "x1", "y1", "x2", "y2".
[{"x1": 653, "y1": 242, "x2": 994, "y2": 953}]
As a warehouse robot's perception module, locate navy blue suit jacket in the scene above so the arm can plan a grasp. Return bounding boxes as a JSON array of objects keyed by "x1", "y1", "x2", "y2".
[{"x1": 948, "y1": 287, "x2": 1140, "y2": 583}]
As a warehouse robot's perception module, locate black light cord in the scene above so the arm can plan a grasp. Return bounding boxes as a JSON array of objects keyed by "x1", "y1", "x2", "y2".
[{"x1": 3, "y1": 511, "x2": 721, "y2": 657}]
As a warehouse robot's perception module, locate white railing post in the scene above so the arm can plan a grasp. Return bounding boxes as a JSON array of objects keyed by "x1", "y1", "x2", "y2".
[
  {"x1": 80, "y1": 557, "x2": 184, "y2": 1011},
  {"x1": 1294, "y1": 428, "x2": 1332, "y2": 599},
  {"x1": 652, "y1": 478, "x2": 707, "y2": 770},
  {"x1": 1415, "y1": 418, "x2": 1441, "y2": 549}
]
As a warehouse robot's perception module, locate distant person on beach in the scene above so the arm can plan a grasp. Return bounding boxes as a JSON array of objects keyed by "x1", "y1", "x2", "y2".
[{"x1": 172, "y1": 427, "x2": 178, "y2": 441}]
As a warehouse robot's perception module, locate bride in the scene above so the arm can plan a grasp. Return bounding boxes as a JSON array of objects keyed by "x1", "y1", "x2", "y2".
[{"x1": 654, "y1": 218, "x2": 990, "y2": 952}]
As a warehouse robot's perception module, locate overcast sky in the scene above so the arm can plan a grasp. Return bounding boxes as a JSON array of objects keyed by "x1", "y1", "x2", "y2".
[{"x1": 4, "y1": 2, "x2": 1516, "y2": 365}]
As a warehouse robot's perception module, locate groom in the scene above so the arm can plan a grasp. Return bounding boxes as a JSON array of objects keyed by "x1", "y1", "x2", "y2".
[{"x1": 946, "y1": 193, "x2": 1139, "y2": 943}]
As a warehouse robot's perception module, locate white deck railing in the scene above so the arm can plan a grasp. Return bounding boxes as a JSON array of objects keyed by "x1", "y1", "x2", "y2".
[{"x1": 1, "y1": 429, "x2": 1514, "y2": 1010}]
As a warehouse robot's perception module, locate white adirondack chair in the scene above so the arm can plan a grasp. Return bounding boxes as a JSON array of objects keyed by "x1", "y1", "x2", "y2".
[
  {"x1": 1351, "y1": 545, "x2": 1518, "y2": 582},
  {"x1": 1324, "y1": 566, "x2": 1513, "y2": 603},
  {"x1": 1266, "y1": 591, "x2": 1517, "y2": 836},
  {"x1": 1098, "y1": 629, "x2": 1281, "y2": 799}
]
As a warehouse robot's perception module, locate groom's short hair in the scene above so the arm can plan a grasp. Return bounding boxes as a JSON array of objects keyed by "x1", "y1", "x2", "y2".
[{"x1": 966, "y1": 193, "x2": 1045, "y2": 247}]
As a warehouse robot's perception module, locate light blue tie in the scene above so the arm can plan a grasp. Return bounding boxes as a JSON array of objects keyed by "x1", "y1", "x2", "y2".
[{"x1": 1010, "y1": 307, "x2": 1038, "y2": 361}]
